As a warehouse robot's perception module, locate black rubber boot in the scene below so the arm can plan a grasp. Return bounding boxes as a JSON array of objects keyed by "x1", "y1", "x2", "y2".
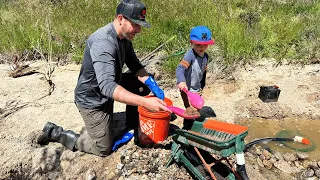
[{"x1": 37, "y1": 122, "x2": 79, "y2": 151}]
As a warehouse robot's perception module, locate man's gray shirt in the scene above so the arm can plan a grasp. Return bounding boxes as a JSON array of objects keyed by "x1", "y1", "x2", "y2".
[{"x1": 75, "y1": 23, "x2": 143, "y2": 109}]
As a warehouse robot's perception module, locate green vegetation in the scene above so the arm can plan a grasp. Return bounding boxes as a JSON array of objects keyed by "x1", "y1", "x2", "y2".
[{"x1": 1, "y1": 0, "x2": 319, "y2": 72}]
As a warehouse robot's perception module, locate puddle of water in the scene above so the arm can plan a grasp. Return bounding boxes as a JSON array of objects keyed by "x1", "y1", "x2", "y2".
[{"x1": 237, "y1": 118, "x2": 320, "y2": 161}]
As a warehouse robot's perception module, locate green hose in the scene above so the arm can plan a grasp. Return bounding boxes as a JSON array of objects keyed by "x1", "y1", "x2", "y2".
[
  {"x1": 244, "y1": 137, "x2": 294, "y2": 152},
  {"x1": 159, "y1": 50, "x2": 186, "y2": 60},
  {"x1": 276, "y1": 130, "x2": 316, "y2": 152},
  {"x1": 244, "y1": 130, "x2": 316, "y2": 152}
]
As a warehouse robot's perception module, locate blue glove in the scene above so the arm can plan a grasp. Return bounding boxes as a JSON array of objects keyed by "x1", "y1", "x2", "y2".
[
  {"x1": 145, "y1": 76, "x2": 165, "y2": 100},
  {"x1": 112, "y1": 131, "x2": 134, "y2": 151}
]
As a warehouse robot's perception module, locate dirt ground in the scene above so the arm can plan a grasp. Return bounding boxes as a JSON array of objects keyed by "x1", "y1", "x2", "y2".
[{"x1": 0, "y1": 58, "x2": 319, "y2": 179}]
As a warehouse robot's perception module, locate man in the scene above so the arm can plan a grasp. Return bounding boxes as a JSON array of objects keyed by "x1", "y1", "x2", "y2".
[{"x1": 37, "y1": 0, "x2": 170, "y2": 157}]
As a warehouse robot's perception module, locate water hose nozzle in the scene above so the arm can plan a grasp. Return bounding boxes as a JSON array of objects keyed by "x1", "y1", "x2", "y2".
[{"x1": 293, "y1": 136, "x2": 310, "y2": 145}]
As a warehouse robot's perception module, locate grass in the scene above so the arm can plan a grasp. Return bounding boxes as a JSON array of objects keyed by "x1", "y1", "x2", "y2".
[{"x1": 0, "y1": 0, "x2": 319, "y2": 71}]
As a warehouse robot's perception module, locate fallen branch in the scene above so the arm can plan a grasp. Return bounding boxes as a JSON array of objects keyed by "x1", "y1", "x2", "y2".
[
  {"x1": 9, "y1": 65, "x2": 38, "y2": 78},
  {"x1": 124, "y1": 35, "x2": 177, "y2": 73},
  {"x1": 140, "y1": 35, "x2": 176, "y2": 62},
  {"x1": 0, "y1": 100, "x2": 29, "y2": 120},
  {"x1": 8, "y1": 55, "x2": 38, "y2": 78}
]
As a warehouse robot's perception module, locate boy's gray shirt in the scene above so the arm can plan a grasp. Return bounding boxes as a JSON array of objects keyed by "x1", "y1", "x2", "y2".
[
  {"x1": 75, "y1": 23, "x2": 143, "y2": 109},
  {"x1": 176, "y1": 49, "x2": 208, "y2": 91}
]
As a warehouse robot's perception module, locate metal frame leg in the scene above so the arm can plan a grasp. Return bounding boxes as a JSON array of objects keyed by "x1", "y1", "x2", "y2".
[{"x1": 194, "y1": 147, "x2": 241, "y2": 180}]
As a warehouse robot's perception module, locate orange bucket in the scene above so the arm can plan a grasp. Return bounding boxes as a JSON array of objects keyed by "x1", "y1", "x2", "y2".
[{"x1": 137, "y1": 95, "x2": 172, "y2": 145}]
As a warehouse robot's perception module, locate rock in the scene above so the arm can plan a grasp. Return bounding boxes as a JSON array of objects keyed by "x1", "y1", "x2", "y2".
[
  {"x1": 117, "y1": 176, "x2": 124, "y2": 180},
  {"x1": 60, "y1": 150, "x2": 78, "y2": 161},
  {"x1": 129, "y1": 167, "x2": 137, "y2": 175},
  {"x1": 141, "y1": 174, "x2": 149, "y2": 180},
  {"x1": 301, "y1": 169, "x2": 315, "y2": 178},
  {"x1": 315, "y1": 169, "x2": 320, "y2": 178},
  {"x1": 247, "y1": 156, "x2": 257, "y2": 165},
  {"x1": 262, "y1": 149, "x2": 273, "y2": 160},
  {"x1": 124, "y1": 156, "x2": 131, "y2": 164},
  {"x1": 147, "y1": 172, "x2": 153, "y2": 177},
  {"x1": 86, "y1": 169, "x2": 97, "y2": 180},
  {"x1": 274, "y1": 151, "x2": 283, "y2": 161},
  {"x1": 290, "y1": 166, "x2": 301, "y2": 174},
  {"x1": 142, "y1": 154, "x2": 148, "y2": 159},
  {"x1": 274, "y1": 160, "x2": 300, "y2": 174},
  {"x1": 255, "y1": 147, "x2": 263, "y2": 155},
  {"x1": 274, "y1": 160, "x2": 291, "y2": 173},
  {"x1": 245, "y1": 152, "x2": 255, "y2": 158},
  {"x1": 309, "y1": 161, "x2": 319, "y2": 170},
  {"x1": 114, "y1": 168, "x2": 121, "y2": 175},
  {"x1": 117, "y1": 163, "x2": 124, "y2": 170},
  {"x1": 132, "y1": 151, "x2": 139, "y2": 159},
  {"x1": 296, "y1": 152, "x2": 309, "y2": 160},
  {"x1": 48, "y1": 173, "x2": 59, "y2": 180},
  {"x1": 126, "y1": 163, "x2": 136, "y2": 171},
  {"x1": 269, "y1": 156, "x2": 278, "y2": 164},
  {"x1": 302, "y1": 160, "x2": 313, "y2": 168},
  {"x1": 257, "y1": 157, "x2": 264, "y2": 167},
  {"x1": 138, "y1": 169, "x2": 148, "y2": 174},
  {"x1": 253, "y1": 164, "x2": 259, "y2": 170},
  {"x1": 120, "y1": 149, "x2": 128, "y2": 157},
  {"x1": 283, "y1": 153, "x2": 297, "y2": 162},
  {"x1": 263, "y1": 160, "x2": 273, "y2": 169},
  {"x1": 294, "y1": 161, "x2": 301, "y2": 168},
  {"x1": 318, "y1": 161, "x2": 320, "y2": 167},
  {"x1": 151, "y1": 152, "x2": 159, "y2": 158},
  {"x1": 259, "y1": 154, "x2": 266, "y2": 161},
  {"x1": 304, "y1": 177, "x2": 317, "y2": 180},
  {"x1": 269, "y1": 157, "x2": 277, "y2": 164}
]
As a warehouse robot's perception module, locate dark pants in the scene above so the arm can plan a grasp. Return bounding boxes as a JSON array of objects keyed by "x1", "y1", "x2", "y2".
[
  {"x1": 120, "y1": 73, "x2": 151, "y2": 130},
  {"x1": 76, "y1": 73, "x2": 150, "y2": 156}
]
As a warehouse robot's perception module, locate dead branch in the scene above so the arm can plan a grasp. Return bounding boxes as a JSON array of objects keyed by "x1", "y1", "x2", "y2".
[
  {"x1": 8, "y1": 55, "x2": 38, "y2": 78},
  {"x1": 39, "y1": 61, "x2": 56, "y2": 96},
  {"x1": 140, "y1": 35, "x2": 177, "y2": 62},
  {"x1": 123, "y1": 35, "x2": 177, "y2": 73},
  {"x1": 0, "y1": 100, "x2": 29, "y2": 120}
]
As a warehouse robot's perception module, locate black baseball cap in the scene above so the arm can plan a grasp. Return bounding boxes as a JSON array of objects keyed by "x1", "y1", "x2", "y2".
[{"x1": 116, "y1": 0, "x2": 151, "y2": 28}]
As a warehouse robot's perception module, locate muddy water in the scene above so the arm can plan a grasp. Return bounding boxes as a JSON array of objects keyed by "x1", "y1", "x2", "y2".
[{"x1": 237, "y1": 118, "x2": 320, "y2": 161}]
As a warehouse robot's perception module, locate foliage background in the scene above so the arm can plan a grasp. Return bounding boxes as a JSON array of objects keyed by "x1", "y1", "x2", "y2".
[{"x1": 1, "y1": 0, "x2": 319, "y2": 72}]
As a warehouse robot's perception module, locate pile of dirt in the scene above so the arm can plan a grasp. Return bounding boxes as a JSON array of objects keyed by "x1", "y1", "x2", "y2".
[{"x1": 184, "y1": 106, "x2": 200, "y2": 117}]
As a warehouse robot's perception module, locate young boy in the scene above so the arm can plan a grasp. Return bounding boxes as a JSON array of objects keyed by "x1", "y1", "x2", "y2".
[{"x1": 176, "y1": 25, "x2": 215, "y2": 130}]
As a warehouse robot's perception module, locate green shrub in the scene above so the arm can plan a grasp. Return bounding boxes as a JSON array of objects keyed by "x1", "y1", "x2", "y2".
[{"x1": 0, "y1": 0, "x2": 319, "y2": 65}]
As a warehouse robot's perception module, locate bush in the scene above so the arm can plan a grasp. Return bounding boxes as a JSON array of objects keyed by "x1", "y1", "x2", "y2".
[{"x1": 0, "y1": 0, "x2": 319, "y2": 65}]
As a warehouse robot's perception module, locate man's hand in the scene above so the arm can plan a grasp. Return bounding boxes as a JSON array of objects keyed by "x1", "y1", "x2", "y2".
[
  {"x1": 145, "y1": 76, "x2": 165, "y2": 100},
  {"x1": 177, "y1": 82, "x2": 187, "y2": 91},
  {"x1": 142, "y1": 97, "x2": 171, "y2": 112},
  {"x1": 113, "y1": 85, "x2": 169, "y2": 112}
]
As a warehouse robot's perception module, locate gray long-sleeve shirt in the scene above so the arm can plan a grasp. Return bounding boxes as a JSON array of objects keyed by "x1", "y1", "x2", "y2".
[
  {"x1": 176, "y1": 49, "x2": 208, "y2": 92},
  {"x1": 75, "y1": 23, "x2": 143, "y2": 109}
]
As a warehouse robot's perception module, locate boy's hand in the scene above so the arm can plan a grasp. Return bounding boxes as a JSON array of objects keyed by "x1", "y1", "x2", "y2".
[{"x1": 177, "y1": 82, "x2": 187, "y2": 91}]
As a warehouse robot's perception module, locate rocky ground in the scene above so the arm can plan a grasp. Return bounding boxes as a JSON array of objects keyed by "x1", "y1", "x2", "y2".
[{"x1": 0, "y1": 54, "x2": 319, "y2": 179}]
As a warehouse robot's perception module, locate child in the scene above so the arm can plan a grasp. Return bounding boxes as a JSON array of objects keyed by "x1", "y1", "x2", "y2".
[{"x1": 176, "y1": 25, "x2": 215, "y2": 130}]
